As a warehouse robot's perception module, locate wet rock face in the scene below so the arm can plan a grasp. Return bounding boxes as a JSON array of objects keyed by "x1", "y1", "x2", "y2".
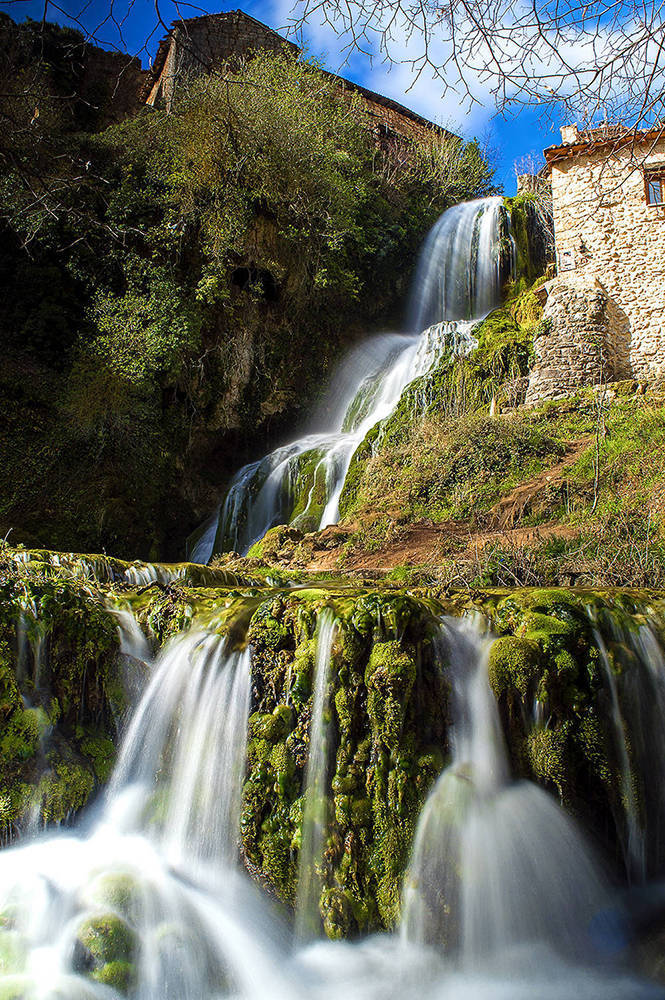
[
  {"x1": 240, "y1": 591, "x2": 449, "y2": 936},
  {"x1": 0, "y1": 550, "x2": 124, "y2": 838},
  {"x1": 240, "y1": 586, "x2": 665, "y2": 932}
]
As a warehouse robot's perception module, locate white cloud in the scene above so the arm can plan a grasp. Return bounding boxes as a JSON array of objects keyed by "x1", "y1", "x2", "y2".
[
  {"x1": 265, "y1": 0, "x2": 665, "y2": 133},
  {"x1": 266, "y1": 0, "x2": 495, "y2": 138}
]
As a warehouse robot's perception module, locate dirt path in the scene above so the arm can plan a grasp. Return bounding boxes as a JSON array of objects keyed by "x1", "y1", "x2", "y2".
[
  {"x1": 486, "y1": 435, "x2": 593, "y2": 529},
  {"x1": 289, "y1": 436, "x2": 594, "y2": 573}
]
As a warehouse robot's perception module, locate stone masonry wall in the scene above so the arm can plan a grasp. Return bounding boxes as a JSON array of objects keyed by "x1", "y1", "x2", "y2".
[
  {"x1": 549, "y1": 139, "x2": 665, "y2": 378},
  {"x1": 525, "y1": 275, "x2": 622, "y2": 404},
  {"x1": 146, "y1": 13, "x2": 295, "y2": 109}
]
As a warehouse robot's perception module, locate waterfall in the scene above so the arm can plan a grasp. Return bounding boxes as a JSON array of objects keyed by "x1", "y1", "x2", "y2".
[
  {"x1": 0, "y1": 624, "x2": 275, "y2": 1000},
  {"x1": 108, "y1": 629, "x2": 251, "y2": 871},
  {"x1": 589, "y1": 608, "x2": 665, "y2": 881},
  {"x1": 401, "y1": 617, "x2": 611, "y2": 967},
  {"x1": 592, "y1": 624, "x2": 646, "y2": 881},
  {"x1": 0, "y1": 597, "x2": 662, "y2": 998},
  {"x1": 295, "y1": 609, "x2": 338, "y2": 941},
  {"x1": 190, "y1": 197, "x2": 509, "y2": 562},
  {"x1": 5, "y1": 192, "x2": 665, "y2": 1000}
]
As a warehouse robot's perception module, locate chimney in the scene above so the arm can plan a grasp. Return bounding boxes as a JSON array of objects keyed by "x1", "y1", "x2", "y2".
[{"x1": 560, "y1": 124, "x2": 580, "y2": 145}]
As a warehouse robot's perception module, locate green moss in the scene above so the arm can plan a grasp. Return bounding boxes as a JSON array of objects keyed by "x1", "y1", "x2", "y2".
[
  {"x1": 247, "y1": 600, "x2": 291, "y2": 653},
  {"x1": 527, "y1": 726, "x2": 569, "y2": 796},
  {"x1": 365, "y1": 641, "x2": 416, "y2": 751},
  {"x1": 249, "y1": 707, "x2": 294, "y2": 743},
  {"x1": 0, "y1": 654, "x2": 19, "y2": 719},
  {"x1": 518, "y1": 612, "x2": 577, "y2": 651},
  {"x1": 289, "y1": 451, "x2": 329, "y2": 532},
  {"x1": 79, "y1": 734, "x2": 116, "y2": 784},
  {"x1": 554, "y1": 650, "x2": 577, "y2": 676},
  {"x1": 0, "y1": 976, "x2": 30, "y2": 999},
  {"x1": 92, "y1": 960, "x2": 135, "y2": 994},
  {"x1": 36, "y1": 759, "x2": 94, "y2": 824},
  {"x1": 488, "y1": 635, "x2": 541, "y2": 698},
  {"x1": 77, "y1": 913, "x2": 136, "y2": 966},
  {"x1": 0, "y1": 710, "x2": 43, "y2": 763},
  {"x1": 85, "y1": 872, "x2": 138, "y2": 920},
  {"x1": 320, "y1": 887, "x2": 355, "y2": 940},
  {"x1": 0, "y1": 932, "x2": 25, "y2": 976},
  {"x1": 290, "y1": 638, "x2": 314, "y2": 707}
]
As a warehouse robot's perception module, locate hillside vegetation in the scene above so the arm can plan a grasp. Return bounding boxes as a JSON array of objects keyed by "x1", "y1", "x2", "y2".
[
  {"x1": 0, "y1": 16, "x2": 494, "y2": 559},
  {"x1": 244, "y1": 276, "x2": 665, "y2": 589}
]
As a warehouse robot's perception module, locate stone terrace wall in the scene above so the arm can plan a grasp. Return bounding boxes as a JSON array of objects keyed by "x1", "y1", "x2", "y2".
[{"x1": 549, "y1": 138, "x2": 665, "y2": 378}]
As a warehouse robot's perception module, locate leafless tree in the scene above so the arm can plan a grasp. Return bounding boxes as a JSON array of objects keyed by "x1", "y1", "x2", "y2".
[{"x1": 288, "y1": 0, "x2": 665, "y2": 134}]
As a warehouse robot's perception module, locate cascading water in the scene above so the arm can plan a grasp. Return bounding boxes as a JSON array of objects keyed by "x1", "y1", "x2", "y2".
[
  {"x1": 190, "y1": 197, "x2": 510, "y2": 562},
  {"x1": 401, "y1": 618, "x2": 611, "y2": 967},
  {"x1": 0, "y1": 595, "x2": 662, "y2": 998},
  {"x1": 295, "y1": 609, "x2": 338, "y2": 942},
  {"x1": 0, "y1": 622, "x2": 296, "y2": 1000},
  {"x1": 4, "y1": 193, "x2": 665, "y2": 1000},
  {"x1": 588, "y1": 607, "x2": 665, "y2": 881}
]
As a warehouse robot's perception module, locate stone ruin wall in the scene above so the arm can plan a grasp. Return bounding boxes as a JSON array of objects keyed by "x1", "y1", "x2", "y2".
[
  {"x1": 525, "y1": 276, "x2": 626, "y2": 405},
  {"x1": 81, "y1": 47, "x2": 147, "y2": 125},
  {"x1": 145, "y1": 14, "x2": 441, "y2": 145},
  {"x1": 526, "y1": 138, "x2": 665, "y2": 403},
  {"x1": 145, "y1": 13, "x2": 295, "y2": 109}
]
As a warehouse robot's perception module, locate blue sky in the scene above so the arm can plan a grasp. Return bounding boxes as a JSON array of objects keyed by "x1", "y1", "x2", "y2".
[{"x1": 3, "y1": 0, "x2": 563, "y2": 188}]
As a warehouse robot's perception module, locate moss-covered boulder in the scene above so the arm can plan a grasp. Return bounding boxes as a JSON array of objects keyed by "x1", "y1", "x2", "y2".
[
  {"x1": 77, "y1": 913, "x2": 136, "y2": 965},
  {"x1": 488, "y1": 635, "x2": 541, "y2": 698}
]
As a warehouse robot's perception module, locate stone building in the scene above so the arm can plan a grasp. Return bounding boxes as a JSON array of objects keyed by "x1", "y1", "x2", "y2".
[
  {"x1": 526, "y1": 124, "x2": 665, "y2": 403},
  {"x1": 143, "y1": 10, "x2": 452, "y2": 145}
]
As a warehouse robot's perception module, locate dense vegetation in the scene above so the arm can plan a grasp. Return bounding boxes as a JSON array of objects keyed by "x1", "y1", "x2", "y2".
[{"x1": 0, "y1": 15, "x2": 494, "y2": 559}]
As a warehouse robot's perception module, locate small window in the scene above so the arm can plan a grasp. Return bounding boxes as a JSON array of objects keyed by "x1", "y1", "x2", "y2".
[{"x1": 645, "y1": 171, "x2": 665, "y2": 205}]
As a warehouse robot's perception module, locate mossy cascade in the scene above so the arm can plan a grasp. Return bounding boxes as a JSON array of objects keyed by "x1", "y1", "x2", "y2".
[
  {"x1": 2, "y1": 546, "x2": 665, "y2": 939},
  {"x1": 192, "y1": 197, "x2": 515, "y2": 562}
]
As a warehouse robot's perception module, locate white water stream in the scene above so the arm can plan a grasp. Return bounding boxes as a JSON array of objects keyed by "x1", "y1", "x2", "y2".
[
  {"x1": 0, "y1": 605, "x2": 660, "y2": 998},
  {"x1": 402, "y1": 619, "x2": 611, "y2": 967},
  {"x1": 190, "y1": 197, "x2": 508, "y2": 561},
  {"x1": 295, "y1": 609, "x2": 338, "y2": 942}
]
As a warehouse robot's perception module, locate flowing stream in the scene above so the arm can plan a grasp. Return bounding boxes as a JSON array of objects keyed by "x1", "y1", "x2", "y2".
[
  {"x1": 402, "y1": 619, "x2": 610, "y2": 966},
  {"x1": 295, "y1": 608, "x2": 338, "y2": 942},
  {"x1": 190, "y1": 197, "x2": 510, "y2": 561}
]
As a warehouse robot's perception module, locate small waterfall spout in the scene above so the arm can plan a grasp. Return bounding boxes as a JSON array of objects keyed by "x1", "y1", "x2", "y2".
[
  {"x1": 402, "y1": 617, "x2": 610, "y2": 968},
  {"x1": 295, "y1": 609, "x2": 338, "y2": 941},
  {"x1": 190, "y1": 197, "x2": 510, "y2": 562},
  {"x1": 110, "y1": 629, "x2": 251, "y2": 871},
  {"x1": 589, "y1": 605, "x2": 665, "y2": 881}
]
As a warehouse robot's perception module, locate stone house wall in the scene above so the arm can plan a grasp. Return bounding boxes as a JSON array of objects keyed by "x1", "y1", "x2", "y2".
[
  {"x1": 545, "y1": 131, "x2": 665, "y2": 383},
  {"x1": 145, "y1": 12, "x2": 296, "y2": 109}
]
